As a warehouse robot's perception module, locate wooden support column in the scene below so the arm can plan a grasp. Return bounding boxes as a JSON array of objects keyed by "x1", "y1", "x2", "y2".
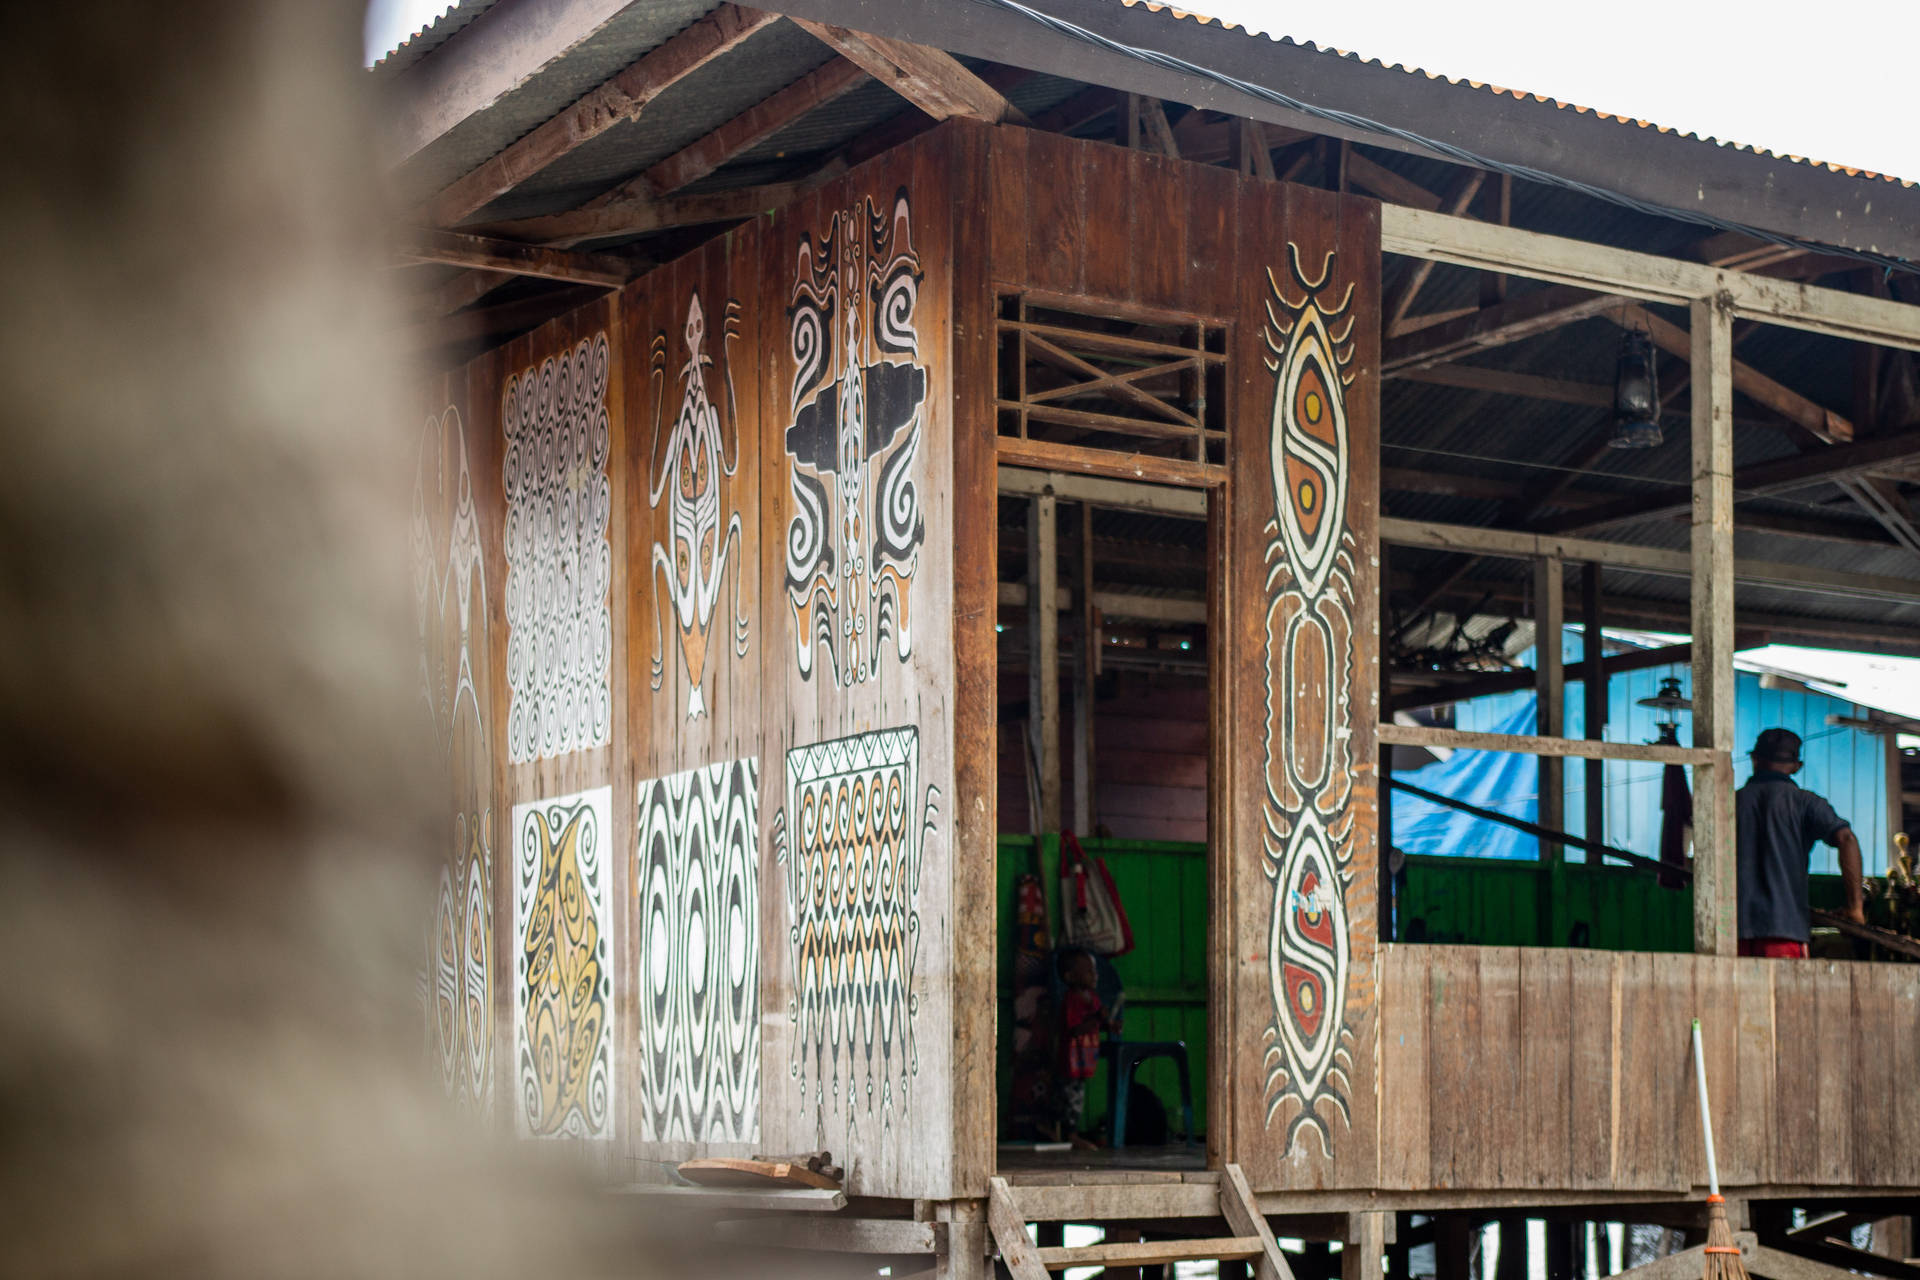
[
  {"x1": 1380, "y1": 543, "x2": 1396, "y2": 942},
  {"x1": 1691, "y1": 294, "x2": 1738, "y2": 956},
  {"x1": 938, "y1": 1199, "x2": 989, "y2": 1280},
  {"x1": 1029, "y1": 495, "x2": 1062, "y2": 834},
  {"x1": 1535, "y1": 556, "x2": 1565, "y2": 861},
  {"x1": 1582, "y1": 563, "x2": 1606, "y2": 866},
  {"x1": 1073, "y1": 502, "x2": 1097, "y2": 833},
  {"x1": 1344, "y1": 1213, "x2": 1389, "y2": 1280}
]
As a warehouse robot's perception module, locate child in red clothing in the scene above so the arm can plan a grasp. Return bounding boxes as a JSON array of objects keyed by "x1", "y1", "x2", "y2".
[{"x1": 1056, "y1": 949, "x2": 1115, "y2": 1143}]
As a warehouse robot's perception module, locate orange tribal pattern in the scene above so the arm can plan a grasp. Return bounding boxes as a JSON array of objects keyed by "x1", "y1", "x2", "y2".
[
  {"x1": 647, "y1": 293, "x2": 748, "y2": 720},
  {"x1": 782, "y1": 189, "x2": 927, "y2": 687},
  {"x1": 1260, "y1": 245, "x2": 1358, "y2": 1157},
  {"x1": 776, "y1": 728, "x2": 937, "y2": 1128}
]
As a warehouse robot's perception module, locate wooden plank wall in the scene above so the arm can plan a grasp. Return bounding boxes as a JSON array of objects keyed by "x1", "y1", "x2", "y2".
[
  {"x1": 470, "y1": 293, "x2": 628, "y2": 1169},
  {"x1": 952, "y1": 120, "x2": 1383, "y2": 1193},
  {"x1": 997, "y1": 672, "x2": 1210, "y2": 841},
  {"x1": 1378, "y1": 945, "x2": 1920, "y2": 1193},
  {"x1": 435, "y1": 128, "x2": 966, "y2": 1199},
  {"x1": 746, "y1": 132, "x2": 960, "y2": 1199}
]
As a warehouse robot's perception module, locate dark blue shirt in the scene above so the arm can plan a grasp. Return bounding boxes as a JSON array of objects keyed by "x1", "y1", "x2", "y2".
[{"x1": 1735, "y1": 770, "x2": 1848, "y2": 941}]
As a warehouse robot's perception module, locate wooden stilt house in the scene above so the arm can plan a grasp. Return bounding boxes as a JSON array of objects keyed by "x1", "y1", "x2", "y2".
[{"x1": 389, "y1": 4, "x2": 1920, "y2": 1275}]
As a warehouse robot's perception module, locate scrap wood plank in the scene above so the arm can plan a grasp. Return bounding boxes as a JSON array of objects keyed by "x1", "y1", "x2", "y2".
[
  {"x1": 678, "y1": 1156, "x2": 841, "y2": 1190},
  {"x1": 986, "y1": 1177, "x2": 1049, "y2": 1280},
  {"x1": 713, "y1": 1217, "x2": 941, "y2": 1254},
  {"x1": 1037, "y1": 1236, "x2": 1264, "y2": 1268},
  {"x1": 610, "y1": 1184, "x2": 846, "y2": 1212},
  {"x1": 1219, "y1": 1163, "x2": 1296, "y2": 1280},
  {"x1": 1811, "y1": 908, "x2": 1920, "y2": 960}
]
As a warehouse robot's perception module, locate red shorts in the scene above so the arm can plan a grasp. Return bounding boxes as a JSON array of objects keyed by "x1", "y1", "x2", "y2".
[{"x1": 1738, "y1": 937, "x2": 1808, "y2": 959}]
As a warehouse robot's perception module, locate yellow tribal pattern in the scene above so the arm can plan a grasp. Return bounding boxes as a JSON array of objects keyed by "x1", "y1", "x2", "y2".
[{"x1": 518, "y1": 796, "x2": 611, "y2": 1138}]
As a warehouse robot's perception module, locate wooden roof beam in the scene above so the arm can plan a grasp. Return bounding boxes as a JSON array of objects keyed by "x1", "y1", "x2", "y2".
[
  {"x1": 423, "y1": 268, "x2": 517, "y2": 317},
  {"x1": 791, "y1": 18, "x2": 1027, "y2": 124},
  {"x1": 1391, "y1": 364, "x2": 1611, "y2": 407},
  {"x1": 1384, "y1": 172, "x2": 1488, "y2": 338},
  {"x1": 1383, "y1": 284, "x2": 1620, "y2": 373},
  {"x1": 579, "y1": 55, "x2": 867, "y2": 212},
  {"x1": 398, "y1": 230, "x2": 636, "y2": 287},
  {"x1": 405, "y1": 283, "x2": 614, "y2": 355},
  {"x1": 382, "y1": 0, "x2": 636, "y2": 166},
  {"x1": 421, "y1": 4, "x2": 778, "y2": 227},
  {"x1": 1616, "y1": 304, "x2": 1853, "y2": 443},
  {"x1": 1535, "y1": 421, "x2": 1920, "y2": 534},
  {"x1": 1396, "y1": 574, "x2": 1920, "y2": 657},
  {"x1": 471, "y1": 176, "x2": 830, "y2": 250}
]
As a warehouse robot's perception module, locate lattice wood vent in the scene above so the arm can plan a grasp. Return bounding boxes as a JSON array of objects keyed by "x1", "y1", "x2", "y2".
[{"x1": 996, "y1": 294, "x2": 1228, "y2": 465}]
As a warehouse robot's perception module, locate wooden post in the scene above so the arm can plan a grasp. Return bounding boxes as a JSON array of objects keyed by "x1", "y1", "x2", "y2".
[
  {"x1": 1887, "y1": 729, "x2": 1905, "y2": 852},
  {"x1": 940, "y1": 1198, "x2": 989, "y2": 1280},
  {"x1": 1029, "y1": 494, "x2": 1061, "y2": 834},
  {"x1": 1073, "y1": 501, "x2": 1097, "y2": 833},
  {"x1": 1535, "y1": 556, "x2": 1564, "y2": 862},
  {"x1": 1582, "y1": 562, "x2": 1606, "y2": 866},
  {"x1": 1381, "y1": 543, "x2": 1396, "y2": 942},
  {"x1": 1343, "y1": 1212, "x2": 1388, "y2": 1280},
  {"x1": 1691, "y1": 295, "x2": 1737, "y2": 956},
  {"x1": 1123, "y1": 93, "x2": 1143, "y2": 151}
]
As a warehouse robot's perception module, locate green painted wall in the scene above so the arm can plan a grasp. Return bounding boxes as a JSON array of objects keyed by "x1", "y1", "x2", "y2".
[
  {"x1": 996, "y1": 835, "x2": 1208, "y2": 1140},
  {"x1": 1396, "y1": 854, "x2": 1858, "y2": 950}
]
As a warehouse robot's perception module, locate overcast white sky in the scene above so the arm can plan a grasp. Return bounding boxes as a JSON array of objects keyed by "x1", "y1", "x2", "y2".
[{"x1": 366, "y1": 0, "x2": 1920, "y2": 183}]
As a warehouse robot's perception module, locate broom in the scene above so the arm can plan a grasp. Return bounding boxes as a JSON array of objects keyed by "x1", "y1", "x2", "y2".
[{"x1": 1691, "y1": 1018, "x2": 1748, "y2": 1280}]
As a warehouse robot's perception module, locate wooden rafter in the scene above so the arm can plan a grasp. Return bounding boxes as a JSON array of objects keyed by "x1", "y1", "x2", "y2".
[
  {"x1": 425, "y1": 268, "x2": 517, "y2": 317},
  {"x1": 421, "y1": 3, "x2": 777, "y2": 227},
  {"x1": 791, "y1": 18, "x2": 1027, "y2": 124},
  {"x1": 383, "y1": 0, "x2": 635, "y2": 165},
  {"x1": 399, "y1": 229, "x2": 635, "y2": 287},
  {"x1": 1383, "y1": 284, "x2": 1619, "y2": 373},
  {"x1": 1616, "y1": 304, "x2": 1853, "y2": 443},
  {"x1": 1384, "y1": 171, "x2": 1487, "y2": 336},
  {"x1": 1392, "y1": 363, "x2": 1610, "y2": 408},
  {"x1": 405, "y1": 283, "x2": 612, "y2": 354},
  {"x1": 1535, "y1": 421, "x2": 1920, "y2": 534},
  {"x1": 579, "y1": 55, "x2": 867, "y2": 212},
  {"x1": 470, "y1": 177, "x2": 828, "y2": 250}
]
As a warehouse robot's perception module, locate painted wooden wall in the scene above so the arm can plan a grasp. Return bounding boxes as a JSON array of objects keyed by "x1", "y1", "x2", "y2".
[
  {"x1": 1379, "y1": 945, "x2": 1920, "y2": 1193},
  {"x1": 949, "y1": 120, "x2": 1384, "y2": 1195},
  {"x1": 420, "y1": 130, "x2": 967, "y2": 1198}
]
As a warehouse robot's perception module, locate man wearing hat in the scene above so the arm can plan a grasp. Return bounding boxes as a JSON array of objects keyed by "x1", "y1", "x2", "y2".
[{"x1": 1735, "y1": 727, "x2": 1866, "y2": 958}]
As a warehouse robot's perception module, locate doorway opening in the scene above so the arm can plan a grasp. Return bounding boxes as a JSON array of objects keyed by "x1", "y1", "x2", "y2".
[{"x1": 993, "y1": 466, "x2": 1215, "y2": 1175}]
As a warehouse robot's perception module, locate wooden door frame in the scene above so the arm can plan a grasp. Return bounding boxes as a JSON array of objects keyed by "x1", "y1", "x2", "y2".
[{"x1": 990, "y1": 453, "x2": 1231, "y2": 1171}]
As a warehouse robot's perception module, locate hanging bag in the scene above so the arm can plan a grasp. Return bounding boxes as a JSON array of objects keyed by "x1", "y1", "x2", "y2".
[{"x1": 1057, "y1": 830, "x2": 1134, "y2": 956}]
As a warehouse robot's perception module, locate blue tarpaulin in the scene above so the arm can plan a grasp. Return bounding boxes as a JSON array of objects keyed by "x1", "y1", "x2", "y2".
[{"x1": 1391, "y1": 632, "x2": 1891, "y2": 872}]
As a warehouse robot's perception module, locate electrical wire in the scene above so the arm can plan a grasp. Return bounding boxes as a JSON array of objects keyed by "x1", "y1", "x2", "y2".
[{"x1": 971, "y1": 0, "x2": 1920, "y2": 280}]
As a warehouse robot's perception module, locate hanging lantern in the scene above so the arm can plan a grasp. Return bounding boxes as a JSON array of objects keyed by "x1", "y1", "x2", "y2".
[{"x1": 1609, "y1": 329, "x2": 1663, "y2": 449}]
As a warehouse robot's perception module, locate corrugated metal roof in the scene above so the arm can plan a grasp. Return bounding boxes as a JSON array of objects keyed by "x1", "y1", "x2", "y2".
[
  {"x1": 1116, "y1": 0, "x2": 1916, "y2": 189},
  {"x1": 370, "y1": 0, "x2": 502, "y2": 76}
]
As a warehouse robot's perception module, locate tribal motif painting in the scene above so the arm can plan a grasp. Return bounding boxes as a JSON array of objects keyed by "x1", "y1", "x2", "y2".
[
  {"x1": 513, "y1": 786, "x2": 614, "y2": 1140},
  {"x1": 774, "y1": 727, "x2": 938, "y2": 1127},
  {"x1": 647, "y1": 294, "x2": 749, "y2": 720},
  {"x1": 411, "y1": 405, "x2": 493, "y2": 1108},
  {"x1": 636, "y1": 758, "x2": 760, "y2": 1144},
  {"x1": 501, "y1": 333, "x2": 613, "y2": 763},
  {"x1": 783, "y1": 188, "x2": 927, "y2": 687},
  {"x1": 1259, "y1": 245, "x2": 1359, "y2": 1157}
]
